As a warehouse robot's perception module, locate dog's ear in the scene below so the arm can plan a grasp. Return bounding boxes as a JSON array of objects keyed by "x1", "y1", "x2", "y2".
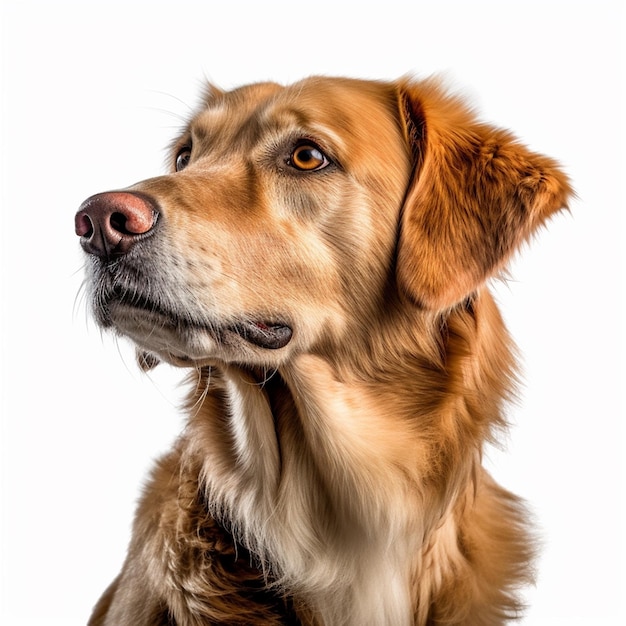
[{"x1": 395, "y1": 78, "x2": 572, "y2": 310}]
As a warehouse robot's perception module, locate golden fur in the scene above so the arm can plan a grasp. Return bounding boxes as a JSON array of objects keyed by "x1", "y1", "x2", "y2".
[{"x1": 76, "y1": 75, "x2": 571, "y2": 625}]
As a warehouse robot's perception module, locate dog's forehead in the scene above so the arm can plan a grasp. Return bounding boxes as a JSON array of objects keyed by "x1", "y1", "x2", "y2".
[
  {"x1": 205, "y1": 81, "x2": 284, "y2": 114},
  {"x1": 184, "y1": 82, "x2": 280, "y2": 143},
  {"x1": 188, "y1": 77, "x2": 404, "y2": 152}
]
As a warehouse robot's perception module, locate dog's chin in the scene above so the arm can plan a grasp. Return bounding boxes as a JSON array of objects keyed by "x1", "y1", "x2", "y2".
[{"x1": 97, "y1": 300, "x2": 293, "y2": 368}]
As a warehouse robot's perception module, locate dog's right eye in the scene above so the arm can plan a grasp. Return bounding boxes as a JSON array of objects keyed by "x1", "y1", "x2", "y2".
[{"x1": 175, "y1": 148, "x2": 192, "y2": 172}]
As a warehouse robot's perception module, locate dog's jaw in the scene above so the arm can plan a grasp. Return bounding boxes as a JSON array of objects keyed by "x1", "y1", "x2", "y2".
[
  {"x1": 103, "y1": 299, "x2": 294, "y2": 365},
  {"x1": 83, "y1": 263, "x2": 297, "y2": 366}
]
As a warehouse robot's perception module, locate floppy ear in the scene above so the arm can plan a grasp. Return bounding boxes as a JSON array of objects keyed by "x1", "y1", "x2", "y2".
[{"x1": 395, "y1": 78, "x2": 573, "y2": 310}]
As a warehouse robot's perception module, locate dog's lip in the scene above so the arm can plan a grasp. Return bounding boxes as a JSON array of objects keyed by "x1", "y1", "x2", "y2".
[
  {"x1": 231, "y1": 321, "x2": 293, "y2": 350},
  {"x1": 104, "y1": 291, "x2": 293, "y2": 350}
]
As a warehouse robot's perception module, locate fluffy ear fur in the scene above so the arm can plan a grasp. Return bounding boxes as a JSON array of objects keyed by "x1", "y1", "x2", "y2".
[{"x1": 395, "y1": 78, "x2": 572, "y2": 310}]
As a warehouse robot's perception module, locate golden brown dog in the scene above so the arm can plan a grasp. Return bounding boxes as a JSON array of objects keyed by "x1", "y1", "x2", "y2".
[{"x1": 75, "y1": 75, "x2": 571, "y2": 625}]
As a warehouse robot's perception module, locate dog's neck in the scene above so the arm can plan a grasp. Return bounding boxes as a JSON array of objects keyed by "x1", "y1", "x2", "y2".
[
  {"x1": 181, "y1": 294, "x2": 515, "y2": 624},
  {"x1": 184, "y1": 321, "x2": 489, "y2": 625}
]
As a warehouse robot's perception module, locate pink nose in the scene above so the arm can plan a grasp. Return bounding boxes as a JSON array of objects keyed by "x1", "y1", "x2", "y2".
[{"x1": 75, "y1": 191, "x2": 158, "y2": 259}]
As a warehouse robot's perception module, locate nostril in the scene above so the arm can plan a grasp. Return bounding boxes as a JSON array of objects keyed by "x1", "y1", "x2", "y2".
[
  {"x1": 109, "y1": 195, "x2": 156, "y2": 235},
  {"x1": 75, "y1": 212, "x2": 94, "y2": 238},
  {"x1": 110, "y1": 211, "x2": 131, "y2": 235}
]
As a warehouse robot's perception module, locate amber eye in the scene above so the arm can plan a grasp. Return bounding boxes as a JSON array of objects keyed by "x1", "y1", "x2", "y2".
[
  {"x1": 175, "y1": 148, "x2": 191, "y2": 172},
  {"x1": 289, "y1": 143, "x2": 329, "y2": 171}
]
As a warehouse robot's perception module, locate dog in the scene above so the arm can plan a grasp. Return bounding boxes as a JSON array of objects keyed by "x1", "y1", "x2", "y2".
[{"x1": 75, "y1": 75, "x2": 571, "y2": 625}]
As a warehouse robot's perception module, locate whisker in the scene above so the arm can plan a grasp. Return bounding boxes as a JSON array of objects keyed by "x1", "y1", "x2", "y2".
[
  {"x1": 139, "y1": 106, "x2": 190, "y2": 125},
  {"x1": 144, "y1": 90, "x2": 195, "y2": 114},
  {"x1": 188, "y1": 366, "x2": 211, "y2": 418}
]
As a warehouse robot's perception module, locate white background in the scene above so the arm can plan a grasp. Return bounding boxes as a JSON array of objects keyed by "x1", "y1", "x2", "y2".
[{"x1": 1, "y1": 1, "x2": 624, "y2": 624}]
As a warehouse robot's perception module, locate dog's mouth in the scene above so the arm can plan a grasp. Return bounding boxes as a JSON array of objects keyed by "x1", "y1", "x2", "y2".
[
  {"x1": 99, "y1": 289, "x2": 293, "y2": 352},
  {"x1": 229, "y1": 320, "x2": 293, "y2": 350}
]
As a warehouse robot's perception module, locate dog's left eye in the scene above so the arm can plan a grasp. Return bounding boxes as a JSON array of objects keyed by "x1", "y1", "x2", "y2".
[
  {"x1": 289, "y1": 143, "x2": 330, "y2": 172},
  {"x1": 175, "y1": 148, "x2": 192, "y2": 172}
]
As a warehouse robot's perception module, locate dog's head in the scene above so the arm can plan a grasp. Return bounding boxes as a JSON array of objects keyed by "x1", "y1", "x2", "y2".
[{"x1": 75, "y1": 76, "x2": 571, "y2": 368}]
